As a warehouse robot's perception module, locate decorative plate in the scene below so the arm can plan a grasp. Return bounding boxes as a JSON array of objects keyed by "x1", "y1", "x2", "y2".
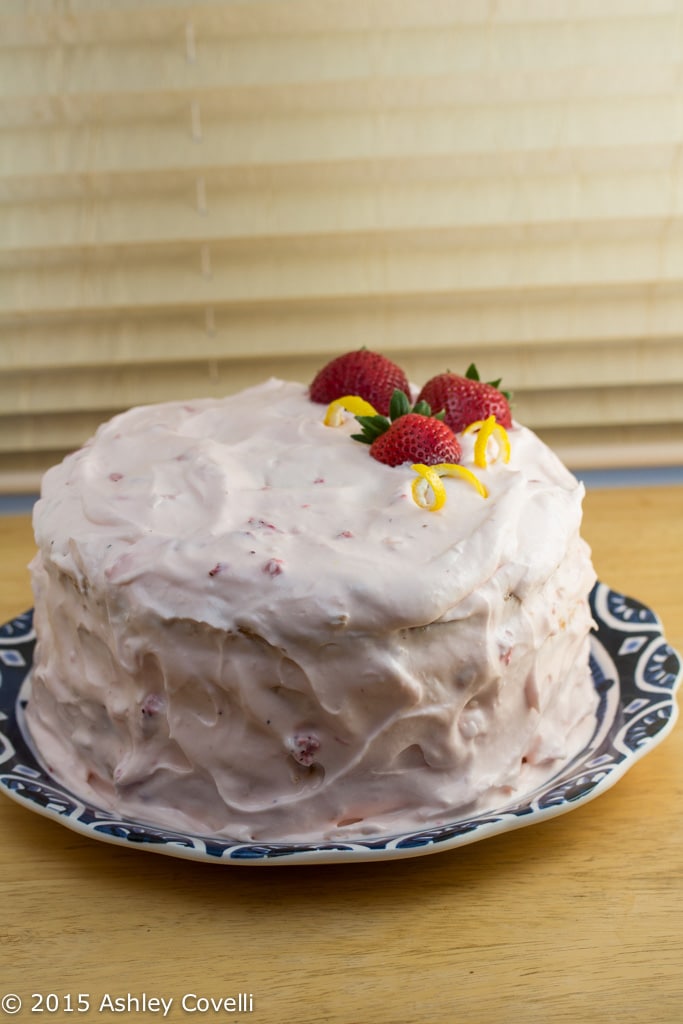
[{"x1": 0, "y1": 582, "x2": 680, "y2": 866}]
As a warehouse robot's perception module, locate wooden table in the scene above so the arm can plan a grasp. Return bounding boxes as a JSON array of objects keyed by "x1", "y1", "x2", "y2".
[{"x1": 1, "y1": 486, "x2": 681, "y2": 1024}]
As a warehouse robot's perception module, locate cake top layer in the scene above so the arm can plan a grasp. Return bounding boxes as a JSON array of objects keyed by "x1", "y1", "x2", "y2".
[{"x1": 34, "y1": 378, "x2": 585, "y2": 641}]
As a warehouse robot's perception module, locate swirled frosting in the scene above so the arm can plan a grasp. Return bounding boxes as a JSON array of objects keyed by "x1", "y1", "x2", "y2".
[{"x1": 27, "y1": 379, "x2": 598, "y2": 841}]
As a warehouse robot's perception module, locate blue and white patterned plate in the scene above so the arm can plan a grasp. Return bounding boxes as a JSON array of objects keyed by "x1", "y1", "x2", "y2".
[{"x1": 0, "y1": 582, "x2": 680, "y2": 866}]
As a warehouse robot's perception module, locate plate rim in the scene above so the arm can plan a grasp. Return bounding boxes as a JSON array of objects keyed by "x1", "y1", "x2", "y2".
[{"x1": 0, "y1": 581, "x2": 680, "y2": 866}]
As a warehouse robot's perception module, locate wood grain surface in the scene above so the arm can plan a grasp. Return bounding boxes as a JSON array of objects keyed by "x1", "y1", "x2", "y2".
[{"x1": 0, "y1": 486, "x2": 681, "y2": 1024}]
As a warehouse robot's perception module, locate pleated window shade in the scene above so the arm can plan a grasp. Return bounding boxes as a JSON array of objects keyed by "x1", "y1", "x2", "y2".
[{"x1": 2, "y1": 0, "x2": 683, "y2": 493}]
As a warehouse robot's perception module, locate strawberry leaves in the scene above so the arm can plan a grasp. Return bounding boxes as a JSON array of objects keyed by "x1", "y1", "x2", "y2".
[
  {"x1": 351, "y1": 390, "x2": 444, "y2": 445},
  {"x1": 465, "y1": 363, "x2": 512, "y2": 402}
]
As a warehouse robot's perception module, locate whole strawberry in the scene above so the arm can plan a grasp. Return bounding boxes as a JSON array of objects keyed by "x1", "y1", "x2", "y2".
[
  {"x1": 417, "y1": 364, "x2": 512, "y2": 433},
  {"x1": 368, "y1": 413, "x2": 461, "y2": 467},
  {"x1": 310, "y1": 349, "x2": 410, "y2": 416}
]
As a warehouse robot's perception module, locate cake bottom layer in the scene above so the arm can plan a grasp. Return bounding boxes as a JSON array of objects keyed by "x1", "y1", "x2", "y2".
[{"x1": 26, "y1": 546, "x2": 598, "y2": 843}]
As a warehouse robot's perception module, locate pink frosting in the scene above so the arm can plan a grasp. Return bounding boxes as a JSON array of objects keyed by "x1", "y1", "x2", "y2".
[{"x1": 26, "y1": 379, "x2": 597, "y2": 841}]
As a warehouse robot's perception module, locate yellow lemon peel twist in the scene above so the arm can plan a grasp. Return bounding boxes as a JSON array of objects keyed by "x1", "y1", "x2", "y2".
[
  {"x1": 411, "y1": 462, "x2": 488, "y2": 511},
  {"x1": 463, "y1": 415, "x2": 511, "y2": 468},
  {"x1": 324, "y1": 395, "x2": 378, "y2": 426}
]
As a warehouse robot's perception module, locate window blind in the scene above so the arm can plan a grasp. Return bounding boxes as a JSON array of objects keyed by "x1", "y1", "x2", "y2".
[{"x1": 2, "y1": 0, "x2": 683, "y2": 492}]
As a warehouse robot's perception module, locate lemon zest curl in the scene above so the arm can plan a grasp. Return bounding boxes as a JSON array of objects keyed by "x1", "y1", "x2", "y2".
[
  {"x1": 462, "y1": 415, "x2": 511, "y2": 468},
  {"x1": 324, "y1": 395, "x2": 379, "y2": 427},
  {"x1": 411, "y1": 462, "x2": 488, "y2": 511}
]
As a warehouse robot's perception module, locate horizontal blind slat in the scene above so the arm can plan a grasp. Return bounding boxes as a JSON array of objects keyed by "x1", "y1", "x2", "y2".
[
  {"x1": 1, "y1": 143, "x2": 674, "y2": 203},
  {"x1": 1, "y1": 2, "x2": 672, "y2": 47},
  {"x1": 1, "y1": 17, "x2": 676, "y2": 106},
  {"x1": 4, "y1": 297, "x2": 683, "y2": 384},
  {"x1": 5, "y1": 170, "x2": 683, "y2": 256},
  {"x1": 3, "y1": 327, "x2": 683, "y2": 387},
  {"x1": 5, "y1": 98, "x2": 683, "y2": 182},
  {"x1": 8, "y1": 234, "x2": 683, "y2": 318}
]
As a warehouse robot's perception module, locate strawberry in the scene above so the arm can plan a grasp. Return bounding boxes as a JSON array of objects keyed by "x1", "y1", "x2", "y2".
[
  {"x1": 309, "y1": 349, "x2": 410, "y2": 416},
  {"x1": 369, "y1": 414, "x2": 461, "y2": 467},
  {"x1": 351, "y1": 390, "x2": 461, "y2": 466},
  {"x1": 417, "y1": 364, "x2": 512, "y2": 433}
]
